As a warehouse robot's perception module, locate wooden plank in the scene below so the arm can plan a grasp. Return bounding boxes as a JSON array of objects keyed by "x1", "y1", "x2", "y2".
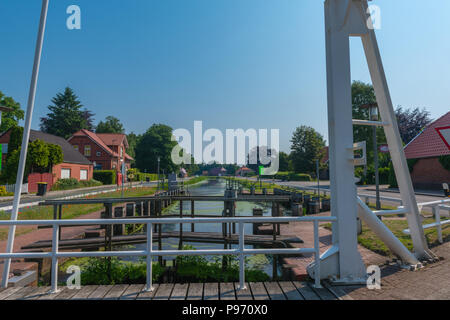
[
  {"x1": 136, "y1": 284, "x2": 159, "y2": 300},
  {"x1": 278, "y1": 281, "x2": 304, "y2": 300},
  {"x1": 120, "y1": 284, "x2": 145, "y2": 300},
  {"x1": 5, "y1": 286, "x2": 36, "y2": 300},
  {"x1": 322, "y1": 282, "x2": 353, "y2": 300},
  {"x1": 310, "y1": 283, "x2": 338, "y2": 301},
  {"x1": 153, "y1": 283, "x2": 174, "y2": 300},
  {"x1": 203, "y1": 282, "x2": 219, "y2": 300},
  {"x1": 292, "y1": 281, "x2": 320, "y2": 300},
  {"x1": 71, "y1": 286, "x2": 100, "y2": 300},
  {"x1": 23, "y1": 286, "x2": 52, "y2": 300},
  {"x1": 0, "y1": 286, "x2": 23, "y2": 300},
  {"x1": 40, "y1": 287, "x2": 78, "y2": 300},
  {"x1": 88, "y1": 285, "x2": 113, "y2": 300},
  {"x1": 249, "y1": 282, "x2": 270, "y2": 300},
  {"x1": 234, "y1": 282, "x2": 252, "y2": 300},
  {"x1": 103, "y1": 284, "x2": 129, "y2": 300},
  {"x1": 219, "y1": 283, "x2": 236, "y2": 300},
  {"x1": 263, "y1": 282, "x2": 286, "y2": 300},
  {"x1": 170, "y1": 283, "x2": 188, "y2": 300},
  {"x1": 186, "y1": 283, "x2": 203, "y2": 300}
]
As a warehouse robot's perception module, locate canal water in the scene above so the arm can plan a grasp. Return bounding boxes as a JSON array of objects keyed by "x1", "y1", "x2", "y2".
[{"x1": 122, "y1": 179, "x2": 283, "y2": 278}]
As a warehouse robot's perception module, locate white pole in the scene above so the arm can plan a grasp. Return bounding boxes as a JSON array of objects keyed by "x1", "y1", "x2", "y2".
[{"x1": 1, "y1": 0, "x2": 49, "y2": 288}]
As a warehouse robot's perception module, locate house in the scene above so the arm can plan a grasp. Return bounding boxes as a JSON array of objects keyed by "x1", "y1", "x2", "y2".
[
  {"x1": 209, "y1": 167, "x2": 227, "y2": 176},
  {"x1": 404, "y1": 111, "x2": 450, "y2": 190},
  {"x1": 0, "y1": 129, "x2": 93, "y2": 192},
  {"x1": 235, "y1": 166, "x2": 255, "y2": 177},
  {"x1": 68, "y1": 129, "x2": 133, "y2": 175}
]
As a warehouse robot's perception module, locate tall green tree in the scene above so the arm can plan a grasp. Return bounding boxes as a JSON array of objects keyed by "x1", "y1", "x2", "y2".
[
  {"x1": 290, "y1": 126, "x2": 325, "y2": 173},
  {"x1": 395, "y1": 106, "x2": 432, "y2": 144},
  {"x1": 96, "y1": 116, "x2": 125, "y2": 134},
  {"x1": 40, "y1": 87, "x2": 94, "y2": 139},
  {"x1": 0, "y1": 91, "x2": 24, "y2": 133},
  {"x1": 278, "y1": 151, "x2": 290, "y2": 172},
  {"x1": 126, "y1": 132, "x2": 141, "y2": 163},
  {"x1": 135, "y1": 124, "x2": 178, "y2": 173}
]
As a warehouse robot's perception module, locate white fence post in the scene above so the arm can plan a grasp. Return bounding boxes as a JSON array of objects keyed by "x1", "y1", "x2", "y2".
[
  {"x1": 433, "y1": 207, "x2": 443, "y2": 244},
  {"x1": 146, "y1": 222, "x2": 154, "y2": 291},
  {"x1": 50, "y1": 223, "x2": 59, "y2": 293},
  {"x1": 313, "y1": 220, "x2": 322, "y2": 288},
  {"x1": 238, "y1": 222, "x2": 246, "y2": 290}
]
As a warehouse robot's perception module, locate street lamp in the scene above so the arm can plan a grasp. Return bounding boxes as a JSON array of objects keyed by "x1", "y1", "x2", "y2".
[
  {"x1": 360, "y1": 103, "x2": 381, "y2": 211},
  {"x1": 157, "y1": 157, "x2": 160, "y2": 191}
]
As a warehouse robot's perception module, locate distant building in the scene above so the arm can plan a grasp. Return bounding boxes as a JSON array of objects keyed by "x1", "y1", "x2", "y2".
[
  {"x1": 209, "y1": 167, "x2": 227, "y2": 176},
  {"x1": 404, "y1": 111, "x2": 450, "y2": 190},
  {"x1": 68, "y1": 129, "x2": 133, "y2": 176},
  {"x1": 0, "y1": 129, "x2": 93, "y2": 192},
  {"x1": 235, "y1": 166, "x2": 254, "y2": 177}
]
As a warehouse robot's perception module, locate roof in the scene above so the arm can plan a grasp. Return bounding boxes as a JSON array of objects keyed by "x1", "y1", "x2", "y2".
[
  {"x1": 29, "y1": 130, "x2": 92, "y2": 165},
  {"x1": 69, "y1": 129, "x2": 134, "y2": 161},
  {"x1": 236, "y1": 166, "x2": 254, "y2": 172},
  {"x1": 404, "y1": 111, "x2": 450, "y2": 159},
  {"x1": 96, "y1": 133, "x2": 129, "y2": 148}
]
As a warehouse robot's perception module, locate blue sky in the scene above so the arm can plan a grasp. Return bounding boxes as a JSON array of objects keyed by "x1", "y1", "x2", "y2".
[{"x1": 1, "y1": 0, "x2": 449, "y2": 153}]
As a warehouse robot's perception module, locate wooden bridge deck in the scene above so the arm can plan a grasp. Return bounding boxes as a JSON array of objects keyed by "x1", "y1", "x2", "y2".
[{"x1": 0, "y1": 281, "x2": 342, "y2": 300}]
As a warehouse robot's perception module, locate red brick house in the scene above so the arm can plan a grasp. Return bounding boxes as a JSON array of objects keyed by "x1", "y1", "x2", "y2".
[
  {"x1": 0, "y1": 129, "x2": 93, "y2": 192},
  {"x1": 404, "y1": 111, "x2": 450, "y2": 190},
  {"x1": 68, "y1": 129, "x2": 133, "y2": 176}
]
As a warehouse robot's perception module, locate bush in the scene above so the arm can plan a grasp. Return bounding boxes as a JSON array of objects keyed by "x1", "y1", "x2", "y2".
[
  {"x1": 51, "y1": 178, "x2": 103, "y2": 191},
  {"x1": 0, "y1": 186, "x2": 13, "y2": 197},
  {"x1": 288, "y1": 173, "x2": 312, "y2": 181},
  {"x1": 51, "y1": 178, "x2": 79, "y2": 191},
  {"x1": 93, "y1": 170, "x2": 116, "y2": 185},
  {"x1": 388, "y1": 158, "x2": 418, "y2": 188},
  {"x1": 439, "y1": 155, "x2": 450, "y2": 171}
]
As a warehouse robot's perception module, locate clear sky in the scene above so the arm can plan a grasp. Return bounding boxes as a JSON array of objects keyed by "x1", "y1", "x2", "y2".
[{"x1": 1, "y1": 0, "x2": 449, "y2": 153}]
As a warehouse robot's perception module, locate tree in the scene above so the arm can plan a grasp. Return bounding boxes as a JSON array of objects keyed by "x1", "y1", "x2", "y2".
[
  {"x1": 290, "y1": 126, "x2": 325, "y2": 173},
  {"x1": 96, "y1": 116, "x2": 125, "y2": 134},
  {"x1": 28, "y1": 139, "x2": 49, "y2": 173},
  {"x1": 40, "y1": 87, "x2": 94, "y2": 139},
  {"x1": 395, "y1": 106, "x2": 432, "y2": 144},
  {"x1": 82, "y1": 109, "x2": 96, "y2": 131},
  {"x1": 135, "y1": 124, "x2": 178, "y2": 173},
  {"x1": 0, "y1": 90, "x2": 24, "y2": 133},
  {"x1": 278, "y1": 151, "x2": 290, "y2": 172},
  {"x1": 126, "y1": 132, "x2": 140, "y2": 160}
]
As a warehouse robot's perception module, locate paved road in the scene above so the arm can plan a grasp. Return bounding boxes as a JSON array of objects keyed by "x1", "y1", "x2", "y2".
[{"x1": 240, "y1": 177, "x2": 447, "y2": 208}]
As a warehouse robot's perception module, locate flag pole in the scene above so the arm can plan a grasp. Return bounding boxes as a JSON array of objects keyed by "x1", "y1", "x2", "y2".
[{"x1": 1, "y1": 0, "x2": 49, "y2": 288}]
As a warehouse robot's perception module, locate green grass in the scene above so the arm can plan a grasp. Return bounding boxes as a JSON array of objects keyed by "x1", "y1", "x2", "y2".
[
  {"x1": 324, "y1": 217, "x2": 450, "y2": 256},
  {"x1": 0, "y1": 186, "x2": 157, "y2": 221},
  {"x1": 0, "y1": 227, "x2": 34, "y2": 240}
]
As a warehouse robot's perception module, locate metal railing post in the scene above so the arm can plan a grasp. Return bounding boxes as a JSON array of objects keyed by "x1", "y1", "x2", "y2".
[
  {"x1": 50, "y1": 223, "x2": 59, "y2": 293},
  {"x1": 433, "y1": 206, "x2": 443, "y2": 244},
  {"x1": 146, "y1": 222, "x2": 154, "y2": 291},
  {"x1": 313, "y1": 220, "x2": 322, "y2": 288},
  {"x1": 238, "y1": 222, "x2": 246, "y2": 290}
]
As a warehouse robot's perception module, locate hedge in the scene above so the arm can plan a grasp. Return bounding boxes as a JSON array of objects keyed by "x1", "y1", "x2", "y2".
[
  {"x1": 262, "y1": 171, "x2": 312, "y2": 182},
  {"x1": 439, "y1": 155, "x2": 450, "y2": 171},
  {"x1": 93, "y1": 170, "x2": 116, "y2": 185},
  {"x1": 388, "y1": 158, "x2": 418, "y2": 188},
  {"x1": 51, "y1": 178, "x2": 103, "y2": 191}
]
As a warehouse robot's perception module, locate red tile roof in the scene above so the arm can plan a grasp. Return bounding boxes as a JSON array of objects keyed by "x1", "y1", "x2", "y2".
[
  {"x1": 70, "y1": 129, "x2": 134, "y2": 161},
  {"x1": 96, "y1": 133, "x2": 129, "y2": 148},
  {"x1": 404, "y1": 111, "x2": 450, "y2": 159}
]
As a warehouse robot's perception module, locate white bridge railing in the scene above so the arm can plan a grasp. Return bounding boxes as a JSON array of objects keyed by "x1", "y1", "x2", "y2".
[{"x1": 0, "y1": 216, "x2": 336, "y2": 293}]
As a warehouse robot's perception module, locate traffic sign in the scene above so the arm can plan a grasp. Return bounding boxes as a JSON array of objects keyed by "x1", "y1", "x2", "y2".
[
  {"x1": 436, "y1": 126, "x2": 450, "y2": 150},
  {"x1": 379, "y1": 144, "x2": 389, "y2": 153}
]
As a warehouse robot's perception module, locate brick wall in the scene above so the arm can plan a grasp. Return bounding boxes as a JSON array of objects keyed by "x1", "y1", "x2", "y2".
[
  {"x1": 28, "y1": 172, "x2": 54, "y2": 193},
  {"x1": 69, "y1": 136, "x2": 113, "y2": 170},
  {"x1": 410, "y1": 157, "x2": 450, "y2": 190},
  {"x1": 52, "y1": 162, "x2": 94, "y2": 181}
]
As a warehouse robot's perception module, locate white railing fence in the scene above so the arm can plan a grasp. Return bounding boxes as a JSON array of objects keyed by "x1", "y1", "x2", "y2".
[
  {"x1": 2, "y1": 183, "x2": 28, "y2": 194},
  {"x1": 0, "y1": 216, "x2": 336, "y2": 293}
]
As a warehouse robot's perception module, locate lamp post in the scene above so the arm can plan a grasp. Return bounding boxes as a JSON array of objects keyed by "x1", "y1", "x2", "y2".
[
  {"x1": 360, "y1": 103, "x2": 381, "y2": 211},
  {"x1": 157, "y1": 156, "x2": 160, "y2": 191}
]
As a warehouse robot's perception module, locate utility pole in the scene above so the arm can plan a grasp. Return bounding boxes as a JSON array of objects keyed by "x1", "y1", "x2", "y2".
[
  {"x1": 157, "y1": 156, "x2": 160, "y2": 191},
  {"x1": 316, "y1": 159, "x2": 320, "y2": 196}
]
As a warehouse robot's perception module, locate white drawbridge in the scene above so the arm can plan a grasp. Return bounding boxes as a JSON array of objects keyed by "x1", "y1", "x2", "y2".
[{"x1": 1, "y1": 0, "x2": 436, "y2": 288}]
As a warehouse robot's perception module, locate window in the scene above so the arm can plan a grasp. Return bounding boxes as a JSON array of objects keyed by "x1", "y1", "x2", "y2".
[
  {"x1": 96, "y1": 151, "x2": 101, "y2": 157},
  {"x1": 73, "y1": 145, "x2": 79, "y2": 151},
  {"x1": 80, "y1": 169, "x2": 88, "y2": 180},
  {"x1": 1, "y1": 144, "x2": 8, "y2": 154},
  {"x1": 84, "y1": 145, "x2": 91, "y2": 157},
  {"x1": 61, "y1": 168, "x2": 71, "y2": 179}
]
